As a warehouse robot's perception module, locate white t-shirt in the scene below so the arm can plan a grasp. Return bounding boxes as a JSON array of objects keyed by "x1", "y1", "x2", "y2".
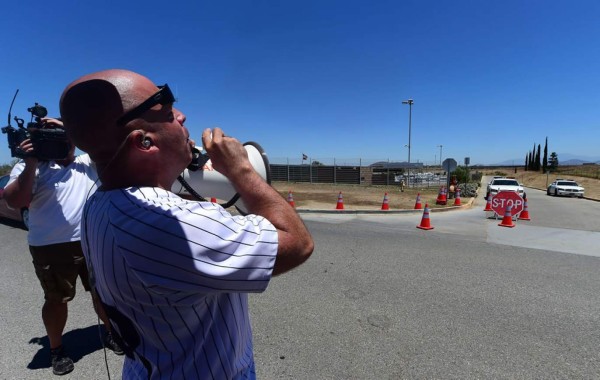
[
  {"x1": 81, "y1": 187, "x2": 278, "y2": 380},
  {"x1": 8, "y1": 154, "x2": 98, "y2": 246}
]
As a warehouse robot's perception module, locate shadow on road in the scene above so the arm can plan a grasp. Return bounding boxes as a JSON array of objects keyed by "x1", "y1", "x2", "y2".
[
  {"x1": 0, "y1": 217, "x2": 26, "y2": 231},
  {"x1": 27, "y1": 325, "x2": 106, "y2": 369}
]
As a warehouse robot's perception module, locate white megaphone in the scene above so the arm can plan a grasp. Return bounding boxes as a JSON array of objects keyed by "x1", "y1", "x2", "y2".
[{"x1": 171, "y1": 142, "x2": 271, "y2": 215}]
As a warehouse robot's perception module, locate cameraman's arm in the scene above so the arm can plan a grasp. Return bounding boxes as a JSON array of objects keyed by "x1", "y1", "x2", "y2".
[
  {"x1": 203, "y1": 128, "x2": 314, "y2": 276},
  {"x1": 4, "y1": 141, "x2": 37, "y2": 209}
]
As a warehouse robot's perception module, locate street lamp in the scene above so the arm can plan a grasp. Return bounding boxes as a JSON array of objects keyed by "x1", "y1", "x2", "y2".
[
  {"x1": 437, "y1": 144, "x2": 443, "y2": 166},
  {"x1": 402, "y1": 99, "x2": 413, "y2": 185}
]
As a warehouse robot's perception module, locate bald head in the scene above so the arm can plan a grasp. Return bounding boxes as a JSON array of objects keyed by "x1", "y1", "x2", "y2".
[{"x1": 59, "y1": 69, "x2": 156, "y2": 164}]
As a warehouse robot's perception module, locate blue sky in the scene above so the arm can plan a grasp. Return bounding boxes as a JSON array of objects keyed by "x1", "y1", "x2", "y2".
[{"x1": 1, "y1": 0, "x2": 599, "y2": 166}]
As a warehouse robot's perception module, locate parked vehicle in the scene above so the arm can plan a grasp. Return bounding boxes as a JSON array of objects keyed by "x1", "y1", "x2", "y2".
[
  {"x1": 486, "y1": 177, "x2": 525, "y2": 196},
  {"x1": 547, "y1": 179, "x2": 584, "y2": 198},
  {"x1": 0, "y1": 175, "x2": 29, "y2": 229}
]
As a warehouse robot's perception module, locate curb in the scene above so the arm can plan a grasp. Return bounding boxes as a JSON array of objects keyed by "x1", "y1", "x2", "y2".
[{"x1": 295, "y1": 195, "x2": 477, "y2": 214}]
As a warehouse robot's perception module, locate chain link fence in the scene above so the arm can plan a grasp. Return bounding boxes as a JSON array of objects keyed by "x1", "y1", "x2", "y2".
[{"x1": 269, "y1": 157, "x2": 448, "y2": 188}]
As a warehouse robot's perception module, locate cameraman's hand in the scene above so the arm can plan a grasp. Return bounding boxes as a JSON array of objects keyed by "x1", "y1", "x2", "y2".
[
  {"x1": 202, "y1": 128, "x2": 253, "y2": 180},
  {"x1": 41, "y1": 117, "x2": 64, "y2": 129},
  {"x1": 18, "y1": 139, "x2": 38, "y2": 167}
]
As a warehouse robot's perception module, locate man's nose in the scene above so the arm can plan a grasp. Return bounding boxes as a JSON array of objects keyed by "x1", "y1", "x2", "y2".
[{"x1": 175, "y1": 110, "x2": 186, "y2": 125}]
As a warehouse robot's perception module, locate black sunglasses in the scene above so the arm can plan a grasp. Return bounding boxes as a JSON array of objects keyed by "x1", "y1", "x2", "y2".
[{"x1": 117, "y1": 84, "x2": 175, "y2": 125}]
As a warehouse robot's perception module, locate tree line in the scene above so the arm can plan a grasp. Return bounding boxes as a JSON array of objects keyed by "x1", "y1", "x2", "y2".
[{"x1": 525, "y1": 137, "x2": 558, "y2": 172}]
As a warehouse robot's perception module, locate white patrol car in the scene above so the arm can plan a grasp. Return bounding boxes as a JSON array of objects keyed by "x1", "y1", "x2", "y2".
[
  {"x1": 486, "y1": 177, "x2": 525, "y2": 196},
  {"x1": 547, "y1": 179, "x2": 585, "y2": 198}
]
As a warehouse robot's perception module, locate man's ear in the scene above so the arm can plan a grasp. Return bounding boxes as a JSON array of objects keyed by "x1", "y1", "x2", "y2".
[{"x1": 130, "y1": 129, "x2": 152, "y2": 150}]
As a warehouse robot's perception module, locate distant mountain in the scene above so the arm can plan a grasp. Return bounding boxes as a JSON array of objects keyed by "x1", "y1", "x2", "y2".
[
  {"x1": 558, "y1": 153, "x2": 600, "y2": 162},
  {"x1": 492, "y1": 159, "x2": 525, "y2": 166},
  {"x1": 492, "y1": 153, "x2": 600, "y2": 166},
  {"x1": 370, "y1": 161, "x2": 424, "y2": 169},
  {"x1": 561, "y1": 159, "x2": 596, "y2": 166}
]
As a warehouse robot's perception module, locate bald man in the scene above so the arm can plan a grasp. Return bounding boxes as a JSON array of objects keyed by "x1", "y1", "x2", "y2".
[{"x1": 60, "y1": 69, "x2": 313, "y2": 379}]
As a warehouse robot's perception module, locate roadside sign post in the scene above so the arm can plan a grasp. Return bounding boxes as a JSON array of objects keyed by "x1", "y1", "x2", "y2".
[
  {"x1": 442, "y1": 158, "x2": 457, "y2": 189},
  {"x1": 490, "y1": 191, "x2": 524, "y2": 219}
]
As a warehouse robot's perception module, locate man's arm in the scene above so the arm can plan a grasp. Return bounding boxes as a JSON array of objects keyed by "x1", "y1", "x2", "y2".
[
  {"x1": 4, "y1": 140, "x2": 37, "y2": 209},
  {"x1": 202, "y1": 128, "x2": 314, "y2": 276}
]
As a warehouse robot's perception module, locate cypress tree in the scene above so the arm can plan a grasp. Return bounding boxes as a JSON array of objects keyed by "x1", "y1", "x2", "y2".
[{"x1": 543, "y1": 137, "x2": 548, "y2": 172}]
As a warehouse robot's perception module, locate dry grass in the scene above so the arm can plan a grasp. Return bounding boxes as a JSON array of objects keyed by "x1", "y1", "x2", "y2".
[{"x1": 272, "y1": 182, "x2": 462, "y2": 210}]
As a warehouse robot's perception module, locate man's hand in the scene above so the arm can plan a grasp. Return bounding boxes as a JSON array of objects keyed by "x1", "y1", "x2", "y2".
[
  {"x1": 18, "y1": 139, "x2": 38, "y2": 167},
  {"x1": 202, "y1": 128, "x2": 253, "y2": 181},
  {"x1": 40, "y1": 117, "x2": 64, "y2": 129}
]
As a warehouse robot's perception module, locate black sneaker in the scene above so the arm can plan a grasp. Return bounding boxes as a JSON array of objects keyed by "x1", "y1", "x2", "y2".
[
  {"x1": 104, "y1": 331, "x2": 125, "y2": 355},
  {"x1": 50, "y1": 346, "x2": 74, "y2": 376}
]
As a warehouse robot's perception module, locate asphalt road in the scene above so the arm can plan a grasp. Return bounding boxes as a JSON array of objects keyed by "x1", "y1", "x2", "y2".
[
  {"x1": 1, "y1": 183, "x2": 599, "y2": 379},
  {"x1": 0, "y1": 219, "x2": 124, "y2": 380},
  {"x1": 251, "y1": 185, "x2": 600, "y2": 379}
]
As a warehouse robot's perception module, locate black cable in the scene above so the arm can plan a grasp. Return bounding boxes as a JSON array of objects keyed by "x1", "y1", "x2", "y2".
[
  {"x1": 97, "y1": 315, "x2": 111, "y2": 380},
  {"x1": 176, "y1": 174, "x2": 240, "y2": 209}
]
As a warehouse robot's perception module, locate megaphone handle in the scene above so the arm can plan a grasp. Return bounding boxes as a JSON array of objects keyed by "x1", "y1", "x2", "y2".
[{"x1": 176, "y1": 174, "x2": 241, "y2": 209}]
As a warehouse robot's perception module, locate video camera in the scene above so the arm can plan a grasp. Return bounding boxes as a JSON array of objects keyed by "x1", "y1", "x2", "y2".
[{"x1": 1, "y1": 90, "x2": 70, "y2": 161}]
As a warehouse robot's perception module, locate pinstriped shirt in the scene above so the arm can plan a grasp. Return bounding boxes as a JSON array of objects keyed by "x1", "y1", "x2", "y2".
[{"x1": 81, "y1": 187, "x2": 278, "y2": 379}]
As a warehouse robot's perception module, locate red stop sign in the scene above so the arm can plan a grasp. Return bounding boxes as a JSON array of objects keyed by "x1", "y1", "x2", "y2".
[{"x1": 490, "y1": 191, "x2": 524, "y2": 217}]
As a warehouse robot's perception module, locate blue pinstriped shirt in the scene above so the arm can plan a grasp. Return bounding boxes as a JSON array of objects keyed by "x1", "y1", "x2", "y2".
[{"x1": 81, "y1": 187, "x2": 278, "y2": 379}]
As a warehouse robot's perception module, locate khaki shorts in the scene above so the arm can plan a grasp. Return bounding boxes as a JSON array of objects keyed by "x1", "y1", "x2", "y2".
[{"x1": 29, "y1": 241, "x2": 91, "y2": 303}]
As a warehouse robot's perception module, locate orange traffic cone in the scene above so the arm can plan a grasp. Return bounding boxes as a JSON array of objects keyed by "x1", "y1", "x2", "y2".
[
  {"x1": 287, "y1": 190, "x2": 295, "y2": 208},
  {"x1": 417, "y1": 204, "x2": 434, "y2": 230},
  {"x1": 414, "y1": 193, "x2": 422, "y2": 209},
  {"x1": 519, "y1": 195, "x2": 531, "y2": 221},
  {"x1": 210, "y1": 197, "x2": 217, "y2": 203},
  {"x1": 381, "y1": 193, "x2": 390, "y2": 210},
  {"x1": 335, "y1": 192, "x2": 345, "y2": 210},
  {"x1": 483, "y1": 194, "x2": 493, "y2": 211},
  {"x1": 436, "y1": 186, "x2": 447, "y2": 205},
  {"x1": 498, "y1": 205, "x2": 516, "y2": 228},
  {"x1": 453, "y1": 188, "x2": 462, "y2": 206},
  {"x1": 435, "y1": 187, "x2": 444, "y2": 205}
]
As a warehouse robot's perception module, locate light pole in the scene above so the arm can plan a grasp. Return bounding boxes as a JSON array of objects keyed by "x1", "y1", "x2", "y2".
[
  {"x1": 402, "y1": 99, "x2": 413, "y2": 185},
  {"x1": 437, "y1": 145, "x2": 443, "y2": 166}
]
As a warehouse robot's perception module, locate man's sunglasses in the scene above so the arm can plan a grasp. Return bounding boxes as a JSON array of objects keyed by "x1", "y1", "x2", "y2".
[{"x1": 117, "y1": 84, "x2": 175, "y2": 125}]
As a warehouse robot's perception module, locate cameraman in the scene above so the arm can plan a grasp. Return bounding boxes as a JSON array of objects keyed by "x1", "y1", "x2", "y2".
[{"x1": 4, "y1": 118, "x2": 123, "y2": 376}]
